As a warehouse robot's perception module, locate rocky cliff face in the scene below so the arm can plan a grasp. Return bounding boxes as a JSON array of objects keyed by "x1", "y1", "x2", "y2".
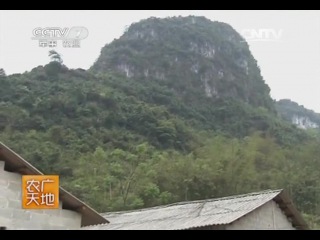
[
  {"x1": 91, "y1": 16, "x2": 275, "y2": 112},
  {"x1": 276, "y1": 99, "x2": 320, "y2": 129},
  {"x1": 291, "y1": 115, "x2": 319, "y2": 129}
]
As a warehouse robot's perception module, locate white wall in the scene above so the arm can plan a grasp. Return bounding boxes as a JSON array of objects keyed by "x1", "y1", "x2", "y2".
[
  {"x1": 0, "y1": 161, "x2": 82, "y2": 230},
  {"x1": 226, "y1": 200, "x2": 295, "y2": 230}
]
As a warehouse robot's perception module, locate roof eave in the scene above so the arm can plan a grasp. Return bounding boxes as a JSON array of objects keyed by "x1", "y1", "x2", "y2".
[
  {"x1": 274, "y1": 190, "x2": 309, "y2": 230},
  {"x1": 0, "y1": 141, "x2": 109, "y2": 227}
]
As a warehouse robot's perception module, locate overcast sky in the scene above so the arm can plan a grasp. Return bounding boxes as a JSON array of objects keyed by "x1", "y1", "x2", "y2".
[{"x1": 0, "y1": 10, "x2": 319, "y2": 112}]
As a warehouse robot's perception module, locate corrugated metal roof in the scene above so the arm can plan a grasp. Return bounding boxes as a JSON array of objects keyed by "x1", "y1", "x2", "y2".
[{"x1": 85, "y1": 189, "x2": 287, "y2": 230}]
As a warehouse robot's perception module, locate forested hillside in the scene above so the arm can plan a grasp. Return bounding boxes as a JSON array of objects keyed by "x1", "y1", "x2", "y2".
[
  {"x1": 1, "y1": 16, "x2": 320, "y2": 228},
  {"x1": 276, "y1": 99, "x2": 320, "y2": 130}
]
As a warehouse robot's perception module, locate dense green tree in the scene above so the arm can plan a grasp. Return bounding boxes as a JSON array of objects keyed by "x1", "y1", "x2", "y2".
[
  {"x1": 49, "y1": 50, "x2": 63, "y2": 64},
  {"x1": 0, "y1": 68, "x2": 6, "y2": 77}
]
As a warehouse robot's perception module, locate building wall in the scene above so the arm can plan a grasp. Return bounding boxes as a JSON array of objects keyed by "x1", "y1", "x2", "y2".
[
  {"x1": 226, "y1": 200, "x2": 295, "y2": 230},
  {"x1": 0, "y1": 161, "x2": 82, "y2": 230}
]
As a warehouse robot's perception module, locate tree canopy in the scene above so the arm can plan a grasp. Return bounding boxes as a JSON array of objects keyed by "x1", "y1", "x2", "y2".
[{"x1": 49, "y1": 50, "x2": 63, "y2": 64}]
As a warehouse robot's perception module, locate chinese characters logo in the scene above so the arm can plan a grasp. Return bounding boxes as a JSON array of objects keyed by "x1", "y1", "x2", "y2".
[
  {"x1": 31, "y1": 26, "x2": 89, "y2": 48},
  {"x1": 22, "y1": 175, "x2": 59, "y2": 209}
]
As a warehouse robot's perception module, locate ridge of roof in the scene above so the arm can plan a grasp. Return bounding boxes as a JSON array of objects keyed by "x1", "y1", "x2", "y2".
[{"x1": 102, "y1": 189, "x2": 283, "y2": 216}]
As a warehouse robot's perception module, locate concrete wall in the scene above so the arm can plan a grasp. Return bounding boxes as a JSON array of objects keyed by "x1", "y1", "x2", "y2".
[
  {"x1": 0, "y1": 161, "x2": 82, "y2": 230},
  {"x1": 226, "y1": 200, "x2": 295, "y2": 230}
]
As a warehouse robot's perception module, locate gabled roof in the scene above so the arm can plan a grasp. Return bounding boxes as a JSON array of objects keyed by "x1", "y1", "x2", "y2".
[
  {"x1": 0, "y1": 141, "x2": 109, "y2": 227},
  {"x1": 85, "y1": 189, "x2": 308, "y2": 230}
]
